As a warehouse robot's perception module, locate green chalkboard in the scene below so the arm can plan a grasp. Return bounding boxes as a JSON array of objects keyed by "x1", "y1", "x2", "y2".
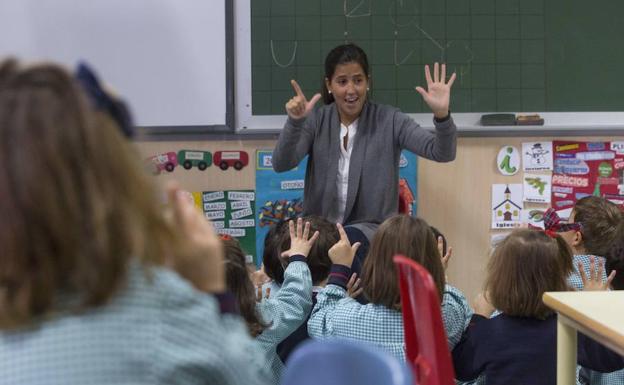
[{"x1": 250, "y1": 0, "x2": 624, "y2": 115}]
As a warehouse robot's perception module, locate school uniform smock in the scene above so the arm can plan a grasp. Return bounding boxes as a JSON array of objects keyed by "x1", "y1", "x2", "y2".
[
  {"x1": 307, "y1": 264, "x2": 472, "y2": 362},
  {"x1": 272, "y1": 102, "x2": 457, "y2": 224},
  {"x1": 452, "y1": 313, "x2": 624, "y2": 385},
  {"x1": 567, "y1": 254, "x2": 623, "y2": 385},
  {"x1": 255, "y1": 255, "x2": 313, "y2": 384},
  {"x1": 0, "y1": 260, "x2": 270, "y2": 385}
]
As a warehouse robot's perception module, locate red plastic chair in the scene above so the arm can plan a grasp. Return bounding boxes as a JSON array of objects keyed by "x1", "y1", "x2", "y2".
[{"x1": 393, "y1": 255, "x2": 455, "y2": 385}]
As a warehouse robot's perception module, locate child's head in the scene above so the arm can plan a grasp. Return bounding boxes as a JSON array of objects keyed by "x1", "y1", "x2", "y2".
[
  {"x1": 222, "y1": 237, "x2": 266, "y2": 337},
  {"x1": 562, "y1": 196, "x2": 622, "y2": 256},
  {"x1": 279, "y1": 215, "x2": 338, "y2": 285},
  {"x1": 361, "y1": 215, "x2": 445, "y2": 309},
  {"x1": 605, "y1": 220, "x2": 624, "y2": 290},
  {"x1": 0, "y1": 60, "x2": 175, "y2": 328},
  {"x1": 485, "y1": 229, "x2": 573, "y2": 319},
  {"x1": 262, "y1": 220, "x2": 288, "y2": 285}
]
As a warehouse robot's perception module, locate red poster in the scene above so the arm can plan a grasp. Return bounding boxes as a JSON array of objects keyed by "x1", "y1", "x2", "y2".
[{"x1": 552, "y1": 141, "x2": 624, "y2": 217}]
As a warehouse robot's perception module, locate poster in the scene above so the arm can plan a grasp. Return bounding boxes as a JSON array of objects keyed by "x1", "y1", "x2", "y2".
[
  {"x1": 496, "y1": 145, "x2": 520, "y2": 176},
  {"x1": 523, "y1": 173, "x2": 551, "y2": 203},
  {"x1": 199, "y1": 189, "x2": 257, "y2": 264},
  {"x1": 552, "y1": 141, "x2": 624, "y2": 216},
  {"x1": 491, "y1": 184, "x2": 523, "y2": 229},
  {"x1": 523, "y1": 141, "x2": 553, "y2": 171}
]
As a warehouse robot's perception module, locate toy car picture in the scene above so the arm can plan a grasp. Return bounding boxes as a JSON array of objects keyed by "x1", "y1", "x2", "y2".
[
  {"x1": 146, "y1": 151, "x2": 178, "y2": 174},
  {"x1": 214, "y1": 151, "x2": 249, "y2": 171},
  {"x1": 178, "y1": 150, "x2": 212, "y2": 170}
]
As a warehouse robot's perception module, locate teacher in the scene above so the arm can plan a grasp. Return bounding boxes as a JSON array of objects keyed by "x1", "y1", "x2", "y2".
[{"x1": 272, "y1": 43, "x2": 457, "y2": 225}]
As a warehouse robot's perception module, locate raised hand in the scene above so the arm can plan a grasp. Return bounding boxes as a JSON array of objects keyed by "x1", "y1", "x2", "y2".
[
  {"x1": 438, "y1": 236, "x2": 453, "y2": 272},
  {"x1": 580, "y1": 257, "x2": 616, "y2": 291},
  {"x1": 328, "y1": 223, "x2": 361, "y2": 267},
  {"x1": 280, "y1": 218, "x2": 320, "y2": 259},
  {"x1": 285, "y1": 80, "x2": 322, "y2": 120},
  {"x1": 346, "y1": 273, "x2": 363, "y2": 298},
  {"x1": 415, "y1": 62, "x2": 456, "y2": 119},
  {"x1": 167, "y1": 183, "x2": 225, "y2": 293}
]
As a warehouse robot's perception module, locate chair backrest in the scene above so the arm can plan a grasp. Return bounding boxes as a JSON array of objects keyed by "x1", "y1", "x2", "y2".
[
  {"x1": 393, "y1": 255, "x2": 455, "y2": 385},
  {"x1": 280, "y1": 339, "x2": 414, "y2": 385}
]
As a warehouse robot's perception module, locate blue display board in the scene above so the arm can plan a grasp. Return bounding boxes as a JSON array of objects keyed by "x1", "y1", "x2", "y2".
[{"x1": 254, "y1": 149, "x2": 417, "y2": 267}]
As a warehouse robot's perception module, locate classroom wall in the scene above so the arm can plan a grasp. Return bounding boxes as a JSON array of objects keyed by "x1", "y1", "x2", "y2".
[{"x1": 136, "y1": 134, "x2": 622, "y2": 302}]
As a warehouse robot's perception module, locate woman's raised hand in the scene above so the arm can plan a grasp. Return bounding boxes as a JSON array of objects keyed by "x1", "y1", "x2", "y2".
[
  {"x1": 415, "y1": 63, "x2": 456, "y2": 119},
  {"x1": 285, "y1": 80, "x2": 321, "y2": 120}
]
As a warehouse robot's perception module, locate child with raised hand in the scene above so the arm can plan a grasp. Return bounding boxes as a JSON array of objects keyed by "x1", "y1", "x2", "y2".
[
  {"x1": 308, "y1": 215, "x2": 472, "y2": 362},
  {"x1": 275, "y1": 215, "x2": 340, "y2": 363},
  {"x1": 555, "y1": 197, "x2": 623, "y2": 385},
  {"x1": 557, "y1": 197, "x2": 622, "y2": 290},
  {"x1": 452, "y1": 229, "x2": 624, "y2": 385},
  {"x1": 0, "y1": 59, "x2": 268, "y2": 385},
  {"x1": 236, "y1": 218, "x2": 317, "y2": 384}
]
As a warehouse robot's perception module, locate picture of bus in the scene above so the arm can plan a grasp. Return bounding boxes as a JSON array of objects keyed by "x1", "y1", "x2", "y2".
[
  {"x1": 146, "y1": 151, "x2": 178, "y2": 174},
  {"x1": 214, "y1": 151, "x2": 249, "y2": 170},
  {"x1": 177, "y1": 150, "x2": 212, "y2": 170}
]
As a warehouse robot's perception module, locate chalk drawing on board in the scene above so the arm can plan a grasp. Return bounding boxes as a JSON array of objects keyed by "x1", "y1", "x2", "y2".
[
  {"x1": 394, "y1": 41, "x2": 414, "y2": 66},
  {"x1": 344, "y1": 0, "x2": 372, "y2": 18},
  {"x1": 270, "y1": 40, "x2": 297, "y2": 68}
]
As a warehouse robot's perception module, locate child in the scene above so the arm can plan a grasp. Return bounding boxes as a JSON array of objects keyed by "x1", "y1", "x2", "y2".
[
  {"x1": 452, "y1": 229, "x2": 624, "y2": 385},
  {"x1": 0, "y1": 60, "x2": 268, "y2": 384},
  {"x1": 580, "y1": 220, "x2": 624, "y2": 385},
  {"x1": 556, "y1": 197, "x2": 623, "y2": 385},
  {"x1": 308, "y1": 215, "x2": 472, "y2": 362},
  {"x1": 276, "y1": 215, "x2": 339, "y2": 363},
  {"x1": 223, "y1": 218, "x2": 317, "y2": 384},
  {"x1": 558, "y1": 197, "x2": 622, "y2": 290},
  {"x1": 257, "y1": 220, "x2": 289, "y2": 300}
]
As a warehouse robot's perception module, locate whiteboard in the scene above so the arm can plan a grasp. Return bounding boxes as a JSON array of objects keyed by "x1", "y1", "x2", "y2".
[{"x1": 0, "y1": 0, "x2": 226, "y2": 127}]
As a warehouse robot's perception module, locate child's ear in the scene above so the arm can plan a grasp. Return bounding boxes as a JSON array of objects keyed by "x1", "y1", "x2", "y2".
[{"x1": 572, "y1": 230, "x2": 583, "y2": 247}]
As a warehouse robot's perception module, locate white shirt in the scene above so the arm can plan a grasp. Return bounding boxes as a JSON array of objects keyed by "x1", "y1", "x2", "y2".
[{"x1": 328, "y1": 119, "x2": 358, "y2": 224}]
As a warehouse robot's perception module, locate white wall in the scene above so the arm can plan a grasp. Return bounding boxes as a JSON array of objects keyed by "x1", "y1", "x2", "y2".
[{"x1": 0, "y1": 0, "x2": 226, "y2": 127}]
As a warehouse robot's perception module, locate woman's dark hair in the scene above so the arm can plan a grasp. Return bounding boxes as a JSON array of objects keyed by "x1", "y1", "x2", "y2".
[
  {"x1": 322, "y1": 43, "x2": 370, "y2": 104},
  {"x1": 223, "y1": 238, "x2": 267, "y2": 337},
  {"x1": 262, "y1": 220, "x2": 288, "y2": 285}
]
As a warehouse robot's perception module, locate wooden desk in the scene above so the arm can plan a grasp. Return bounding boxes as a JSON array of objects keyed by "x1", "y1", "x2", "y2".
[{"x1": 543, "y1": 291, "x2": 624, "y2": 385}]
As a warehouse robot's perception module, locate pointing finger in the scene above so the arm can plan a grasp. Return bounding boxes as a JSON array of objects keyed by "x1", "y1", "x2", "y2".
[
  {"x1": 291, "y1": 79, "x2": 305, "y2": 99},
  {"x1": 336, "y1": 223, "x2": 349, "y2": 242}
]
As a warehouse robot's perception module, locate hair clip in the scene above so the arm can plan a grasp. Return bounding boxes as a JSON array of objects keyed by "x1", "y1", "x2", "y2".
[
  {"x1": 219, "y1": 234, "x2": 233, "y2": 241},
  {"x1": 74, "y1": 62, "x2": 135, "y2": 138}
]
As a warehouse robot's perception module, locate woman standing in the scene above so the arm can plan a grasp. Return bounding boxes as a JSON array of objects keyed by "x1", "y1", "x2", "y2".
[{"x1": 272, "y1": 43, "x2": 457, "y2": 224}]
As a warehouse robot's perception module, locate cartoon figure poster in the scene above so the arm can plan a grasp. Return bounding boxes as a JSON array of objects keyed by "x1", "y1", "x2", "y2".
[
  {"x1": 523, "y1": 141, "x2": 553, "y2": 171},
  {"x1": 254, "y1": 150, "x2": 418, "y2": 267},
  {"x1": 552, "y1": 141, "x2": 624, "y2": 213},
  {"x1": 492, "y1": 184, "x2": 523, "y2": 229},
  {"x1": 523, "y1": 173, "x2": 551, "y2": 203}
]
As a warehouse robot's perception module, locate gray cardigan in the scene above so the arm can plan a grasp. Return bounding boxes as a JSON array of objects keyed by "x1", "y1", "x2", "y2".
[{"x1": 272, "y1": 102, "x2": 457, "y2": 224}]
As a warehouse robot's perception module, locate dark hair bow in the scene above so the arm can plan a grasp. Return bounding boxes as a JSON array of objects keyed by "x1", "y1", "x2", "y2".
[{"x1": 74, "y1": 62, "x2": 134, "y2": 138}]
